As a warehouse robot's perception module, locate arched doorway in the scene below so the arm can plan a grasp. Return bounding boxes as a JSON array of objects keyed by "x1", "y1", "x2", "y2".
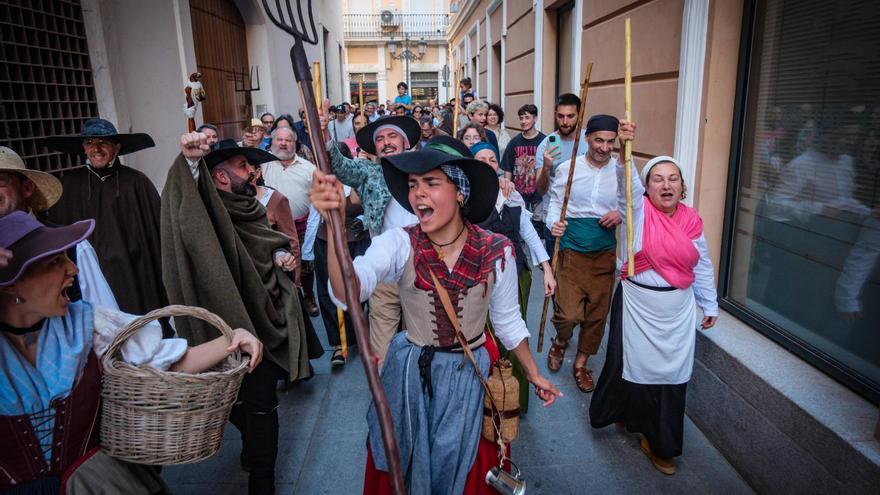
[{"x1": 190, "y1": 0, "x2": 251, "y2": 139}]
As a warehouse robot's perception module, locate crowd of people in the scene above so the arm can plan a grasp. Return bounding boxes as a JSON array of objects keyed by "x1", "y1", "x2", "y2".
[{"x1": 0, "y1": 75, "x2": 718, "y2": 494}]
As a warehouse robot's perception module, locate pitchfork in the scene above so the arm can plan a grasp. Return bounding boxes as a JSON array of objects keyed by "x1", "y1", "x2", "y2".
[{"x1": 261, "y1": 1, "x2": 405, "y2": 493}]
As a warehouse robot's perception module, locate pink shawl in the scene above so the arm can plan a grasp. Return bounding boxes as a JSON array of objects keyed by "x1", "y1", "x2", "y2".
[{"x1": 622, "y1": 198, "x2": 703, "y2": 289}]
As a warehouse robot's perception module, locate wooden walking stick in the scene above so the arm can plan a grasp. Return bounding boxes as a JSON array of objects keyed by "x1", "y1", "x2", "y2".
[
  {"x1": 359, "y1": 75, "x2": 365, "y2": 121},
  {"x1": 337, "y1": 307, "x2": 348, "y2": 359},
  {"x1": 624, "y1": 18, "x2": 635, "y2": 276},
  {"x1": 260, "y1": 2, "x2": 405, "y2": 493},
  {"x1": 452, "y1": 68, "x2": 461, "y2": 137},
  {"x1": 536, "y1": 64, "x2": 593, "y2": 353},
  {"x1": 183, "y1": 72, "x2": 205, "y2": 132}
]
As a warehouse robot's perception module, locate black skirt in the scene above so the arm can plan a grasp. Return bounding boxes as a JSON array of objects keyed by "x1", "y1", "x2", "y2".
[{"x1": 589, "y1": 282, "x2": 688, "y2": 458}]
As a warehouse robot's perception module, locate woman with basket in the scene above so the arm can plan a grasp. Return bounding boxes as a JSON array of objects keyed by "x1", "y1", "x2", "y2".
[
  {"x1": 311, "y1": 137, "x2": 562, "y2": 494},
  {"x1": 0, "y1": 211, "x2": 262, "y2": 494}
]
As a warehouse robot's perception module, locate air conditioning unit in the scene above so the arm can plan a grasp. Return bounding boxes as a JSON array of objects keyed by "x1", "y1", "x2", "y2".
[{"x1": 380, "y1": 9, "x2": 399, "y2": 27}]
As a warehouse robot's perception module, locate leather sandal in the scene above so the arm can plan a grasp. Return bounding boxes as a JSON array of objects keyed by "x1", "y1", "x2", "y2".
[
  {"x1": 547, "y1": 338, "x2": 568, "y2": 372},
  {"x1": 573, "y1": 366, "x2": 595, "y2": 393},
  {"x1": 640, "y1": 437, "x2": 676, "y2": 475}
]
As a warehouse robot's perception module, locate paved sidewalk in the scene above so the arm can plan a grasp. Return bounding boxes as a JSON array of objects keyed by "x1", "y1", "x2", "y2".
[{"x1": 165, "y1": 271, "x2": 753, "y2": 494}]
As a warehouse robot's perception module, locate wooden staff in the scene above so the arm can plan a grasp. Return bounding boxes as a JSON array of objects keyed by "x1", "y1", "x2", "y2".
[
  {"x1": 286, "y1": 39, "x2": 404, "y2": 493},
  {"x1": 313, "y1": 61, "x2": 322, "y2": 108},
  {"x1": 452, "y1": 68, "x2": 461, "y2": 137},
  {"x1": 337, "y1": 307, "x2": 348, "y2": 359},
  {"x1": 359, "y1": 75, "x2": 365, "y2": 121},
  {"x1": 624, "y1": 18, "x2": 634, "y2": 276},
  {"x1": 183, "y1": 72, "x2": 204, "y2": 132},
  {"x1": 536, "y1": 64, "x2": 593, "y2": 353}
]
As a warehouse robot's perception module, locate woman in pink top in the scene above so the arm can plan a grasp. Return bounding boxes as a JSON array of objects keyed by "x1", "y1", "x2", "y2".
[{"x1": 589, "y1": 132, "x2": 719, "y2": 476}]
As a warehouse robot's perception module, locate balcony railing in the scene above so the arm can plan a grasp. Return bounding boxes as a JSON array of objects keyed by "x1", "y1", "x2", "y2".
[{"x1": 343, "y1": 14, "x2": 449, "y2": 40}]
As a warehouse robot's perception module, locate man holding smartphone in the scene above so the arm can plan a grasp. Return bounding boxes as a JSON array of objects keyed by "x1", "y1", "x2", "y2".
[{"x1": 534, "y1": 93, "x2": 590, "y2": 254}]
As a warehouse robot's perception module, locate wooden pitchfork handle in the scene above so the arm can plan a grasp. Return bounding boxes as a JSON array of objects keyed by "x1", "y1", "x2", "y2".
[
  {"x1": 287, "y1": 38, "x2": 406, "y2": 493},
  {"x1": 537, "y1": 63, "x2": 593, "y2": 353}
]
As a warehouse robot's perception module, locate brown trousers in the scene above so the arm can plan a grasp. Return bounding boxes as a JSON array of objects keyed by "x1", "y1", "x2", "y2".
[{"x1": 551, "y1": 249, "x2": 617, "y2": 355}]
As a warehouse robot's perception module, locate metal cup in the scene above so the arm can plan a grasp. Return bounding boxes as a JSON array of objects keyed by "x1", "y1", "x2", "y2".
[{"x1": 485, "y1": 460, "x2": 526, "y2": 495}]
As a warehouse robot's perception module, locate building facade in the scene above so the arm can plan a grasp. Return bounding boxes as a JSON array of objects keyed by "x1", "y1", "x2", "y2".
[
  {"x1": 343, "y1": 0, "x2": 451, "y2": 107},
  {"x1": 1, "y1": 0, "x2": 347, "y2": 190},
  {"x1": 449, "y1": 0, "x2": 879, "y2": 490}
]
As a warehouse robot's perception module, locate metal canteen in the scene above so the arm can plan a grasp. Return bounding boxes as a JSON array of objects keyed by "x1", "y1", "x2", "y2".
[{"x1": 485, "y1": 461, "x2": 526, "y2": 495}]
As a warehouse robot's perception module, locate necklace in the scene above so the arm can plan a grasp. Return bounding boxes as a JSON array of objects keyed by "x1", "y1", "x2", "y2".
[
  {"x1": 427, "y1": 224, "x2": 467, "y2": 260},
  {"x1": 1, "y1": 319, "x2": 45, "y2": 347}
]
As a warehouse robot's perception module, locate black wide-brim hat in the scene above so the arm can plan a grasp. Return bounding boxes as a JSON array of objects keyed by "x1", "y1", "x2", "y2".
[
  {"x1": 204, "y1": 139, "x2": 277, "y2": 169},
  {"x1": 356, "y1": 116, "x2": 421, "y2": 155},
  {"x1": 381, "y1": 146, "x2": 499, "y2": 223},
  {"x1": 43, "y1": 118, "x2": 155, "y2": 156}
]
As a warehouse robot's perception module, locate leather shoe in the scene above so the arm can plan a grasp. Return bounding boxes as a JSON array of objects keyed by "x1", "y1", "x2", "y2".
[
  {"x1": 573, "y1": 366, "x2": 594, "y2": 393},
  {"x1": 640, "y1": 437, "x2": 676, "y2": 475},
  {"x1": 547, "y1": 338, "x2": 567, "y2": 372},
  {"x1": 304, "y1": 296, "x2": 319, "y2": 317}
]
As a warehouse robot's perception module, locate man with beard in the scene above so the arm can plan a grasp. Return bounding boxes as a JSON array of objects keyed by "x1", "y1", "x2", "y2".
[
  {"x1": 321, "y1": 108, "x2": 421, "y2": 363},
  {"x1": 0, "y1": 146, "x2": 116, "y2": 308},
  {"x1": 534, "y1": 93, "x2": 591, "y2": 254},
  {"x1": 163, "y1": 135, "x2": 310, "y2": 494},
  {"x1": 43, "y1": 118, "x2": 170, "y2": 333},
  {"x1": 545, "y1": 115, "x2": 623, "y2": 393},
  {"x1": 261, "y1": 126, "x2": 320, "y2": 316}
]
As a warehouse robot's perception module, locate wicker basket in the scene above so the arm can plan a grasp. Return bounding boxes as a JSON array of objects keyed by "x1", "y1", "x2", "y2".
[
  {"x1": 482, "y1": 358, "x2": 520, "y2": 443},
  {"x1": 100, "y1": 305, "x2": 250, "y2": 465}
]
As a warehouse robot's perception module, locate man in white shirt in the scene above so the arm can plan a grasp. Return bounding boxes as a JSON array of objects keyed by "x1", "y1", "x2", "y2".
[
  {"x1": 365, "y1": 102, "x2": 380, "y2": 123},
  {"x1": 545, "y1": 114, "x2": 623, "y2": 394},
  {"x1": 261, "y1": 126, "x2": 320, "y2": 316}
]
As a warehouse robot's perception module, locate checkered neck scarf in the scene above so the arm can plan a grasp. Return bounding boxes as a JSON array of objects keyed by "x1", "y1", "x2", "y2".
[{"x1": 406, "y1": 222, "x2": 511, "y2": 296}]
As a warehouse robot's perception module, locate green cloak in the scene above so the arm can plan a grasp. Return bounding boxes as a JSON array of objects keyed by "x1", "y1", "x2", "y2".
[{"x1": 160, "y1": 154, "x2": 310, "y2": 380}]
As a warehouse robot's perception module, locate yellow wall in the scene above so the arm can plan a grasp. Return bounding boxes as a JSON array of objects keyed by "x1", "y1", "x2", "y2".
[{"x1": 347, "y1": 46, "x2": 378, "y2": 64}]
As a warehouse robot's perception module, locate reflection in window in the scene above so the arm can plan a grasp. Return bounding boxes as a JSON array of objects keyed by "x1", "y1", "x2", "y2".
[{"x1": 725, "y1": 0, "x2": 879, "y2": 398}]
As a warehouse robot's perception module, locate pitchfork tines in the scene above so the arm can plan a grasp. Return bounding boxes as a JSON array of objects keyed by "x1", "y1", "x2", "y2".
[{"x1": 262, "y1": 0, "x2": 318, "y2": 44}]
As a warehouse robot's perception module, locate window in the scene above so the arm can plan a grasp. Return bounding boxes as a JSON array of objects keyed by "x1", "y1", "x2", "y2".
[
  {"x1": 349, "y1": 72, "x2": 379, "y2": 104},
  {"x1": 721, "y1": 0, "x2": 880, "y2": 401},
  {"x1": 555, "y1": 1, "x2": 575, "y2": 98},
  {"x1": 0, "y1": 0, "x2": 100, "y2": 173},
  {"x1": 410, "y1": 71, "x2": 438, "y2": 103}
]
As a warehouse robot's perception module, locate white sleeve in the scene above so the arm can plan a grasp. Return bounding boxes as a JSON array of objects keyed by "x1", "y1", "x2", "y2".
[
  {"x1": 328, "y1": 228, "x2": 409, "y2": 309},
  {"x1": 75, "y1": 240, "x2": 119, "y2": 310},
  {"x1": 691, "y1": 234, "x2": 719, "y2": 317},
  {"x1": 92, "y1": 306, "x2": 188, "y2": 370},
  {"x1": 489, "y1": 248, "x2": 531, "y2": 350},
  {"x1": 519, "y1": 212, "x2": 549, "y2": 266},
  {"x1": 186, "y1": 158, "x2": 201, "y2": 180},
  {"x1": 301, "y1": 205, "x2": 321, "y2": 261},
  {"x1": 546, "y1": 162, "x2": 568, "y2": 224},
  {"x1": 617, "y1": 159, "x2": 644, "y2": 218}
]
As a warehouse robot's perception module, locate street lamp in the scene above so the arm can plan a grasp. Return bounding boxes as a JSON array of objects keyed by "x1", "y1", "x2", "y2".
[{"x1": 388, "y1": 36, "x2": 427, "y2": 95}]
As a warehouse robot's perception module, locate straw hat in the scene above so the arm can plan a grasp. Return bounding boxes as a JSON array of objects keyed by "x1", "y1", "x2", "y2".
[{"x1": 0, "y1": 146, "x2": 62, "y2": 213}]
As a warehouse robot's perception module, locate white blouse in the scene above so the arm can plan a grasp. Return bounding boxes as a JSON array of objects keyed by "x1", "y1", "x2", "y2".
[
  {"x1": 329, "y1": 228, "x2": 531, "y2": 350},
  {"x1": 495, "y1": 190, "x2": 550, "y2": 266},
  {"x1": 616, "y1": 162, "x2": 719, "y2": 317}
]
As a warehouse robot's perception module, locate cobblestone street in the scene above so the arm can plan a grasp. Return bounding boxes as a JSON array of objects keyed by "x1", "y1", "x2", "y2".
[{"x1": 164, "y1": 271, "x2": 753, "y2": 494}]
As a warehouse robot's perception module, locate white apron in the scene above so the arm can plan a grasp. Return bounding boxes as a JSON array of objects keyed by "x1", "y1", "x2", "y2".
[{"x1": 621, "y1": 279, "x2": 697, "y2": 385}]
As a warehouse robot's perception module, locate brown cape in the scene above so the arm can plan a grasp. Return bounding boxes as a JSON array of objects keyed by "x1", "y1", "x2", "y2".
[
  {"x1": 44, "y1": 163, "x2": 169, "y2": 319},
  {"x1": 160, "y1": 154, "x2": 310, "y2": 380}
]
